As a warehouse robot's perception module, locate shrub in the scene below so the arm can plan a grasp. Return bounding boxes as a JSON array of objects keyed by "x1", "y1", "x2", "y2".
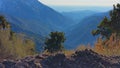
[
  {"x1": 92, "y1": 3, "x2": 120, "y2": 56},
  {"x1": 92, "y1": 3, "x2": 120, "y2": 39},
  {"x1": 44, "y1": 31, "x2": 66, "y2": 53}
]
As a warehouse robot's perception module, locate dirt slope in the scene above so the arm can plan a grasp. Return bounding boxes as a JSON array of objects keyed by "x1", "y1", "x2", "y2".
[{"x1": 0, "y1": 49, "x2": 120, "y2": 68}]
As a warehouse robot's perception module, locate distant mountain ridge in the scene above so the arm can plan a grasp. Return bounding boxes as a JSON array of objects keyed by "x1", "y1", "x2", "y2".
[
  {"x1": 65, "y1": 11, "x2": 110, "y2": 49},
  {"x1": 0, "y1": 0, "x2": 111, "y2": 50},
  {"x1": 0, "y1": 0, "x2": 73, "y2": 33},
  {"x1": 0, "y1": 0, "x2": 74, "y2": 51},
  {"x1": 62, "y1": 10, "x2": 98, "y2": 24}
]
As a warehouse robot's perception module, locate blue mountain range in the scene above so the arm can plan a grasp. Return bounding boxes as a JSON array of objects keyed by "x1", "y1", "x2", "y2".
[{"x1": 0, "y1": 0, "x2": 110, "y2": 50}]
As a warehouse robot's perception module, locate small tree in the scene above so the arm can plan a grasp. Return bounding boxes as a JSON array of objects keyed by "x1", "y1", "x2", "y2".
[
  {"x1": 44, "y1": 31, "x2": 66, "y2": 53},
  {"x1": 92, "y1": 3, "x2": 120, "y2": 39},
  {"x1": 0, "y1": 16, "x2": 10, "y2": 29},
  {"x1": 92, "y1": 4, "x2": 120, "y2": 55}
]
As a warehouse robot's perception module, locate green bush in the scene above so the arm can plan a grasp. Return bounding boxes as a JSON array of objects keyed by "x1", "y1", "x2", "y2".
[
  {"x1": 44, "y1": 31, "x2": 66, "y2": 53},
  {"x1": 92, "y1": 3, "x2": 120, "y2": 39}
]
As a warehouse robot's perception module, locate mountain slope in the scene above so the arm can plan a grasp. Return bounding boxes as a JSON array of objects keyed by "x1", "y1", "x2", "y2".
[
  {"x1": 62, "y1": 10, "x2": 98, "y2": 24},
  {"x1": 65, "y1": 12, "x2": 109, "y2": 49},
  {"x1": 0, "y1": 0, "x2": 73, "y2": 35},
  {"x1": 0, "y1": 0, "x2": 73, "y2": 51}
]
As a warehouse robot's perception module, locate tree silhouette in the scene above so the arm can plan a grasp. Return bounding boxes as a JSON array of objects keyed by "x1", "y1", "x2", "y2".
[
  {"x1": 44, "y1": 31, "x2": 66, "y2": 53},
  {"x1": 92, "y1": 3, "x2": 120, "y2": 39},
  {"x1": 0, "y1": 16, "x2": 10, "y2": 29}
]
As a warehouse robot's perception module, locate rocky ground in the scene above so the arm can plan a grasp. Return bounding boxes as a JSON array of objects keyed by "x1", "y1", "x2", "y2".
[{"x1": 0, "y1": 49, "x2": 120, "y2": 68}]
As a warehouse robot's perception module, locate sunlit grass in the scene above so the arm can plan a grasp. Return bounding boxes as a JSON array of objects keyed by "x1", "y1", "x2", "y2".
[{"x1": 0, "y1": 28, "x2": 35, "y2": 59}]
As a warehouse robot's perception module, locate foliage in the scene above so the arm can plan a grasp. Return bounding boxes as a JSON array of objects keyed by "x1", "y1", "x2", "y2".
[
  {"x1": 0, "y1": 16, "x2": 10, "y2": 29},
  {"x1": 92, "y1": 3, "x2": 120, "y2": 56},
  {"x1": 94, "y1": 34, "x2": 120, "y2": 56},
  {"x1": 92, "y1": 3, "x2": 120, "y2": 39},
  {"x1": 0, "y1": 16, "x2": 35, "y2": 59},
  {"x1": 44, "y1": 31, "x2": 66, "y2": 53}
]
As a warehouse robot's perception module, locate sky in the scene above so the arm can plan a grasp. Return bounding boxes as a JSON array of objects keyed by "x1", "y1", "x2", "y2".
[{"x1": 39, "y1": 0, "x2": 119, "y2": 6}]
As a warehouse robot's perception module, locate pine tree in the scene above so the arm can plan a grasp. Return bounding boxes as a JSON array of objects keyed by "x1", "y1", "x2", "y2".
[
  {"x1": 44, "y1": 31, "x2": 66, "y2": 53},
  {"x1": 92, "y1": 3, "x2": 120, "y2": 39}
]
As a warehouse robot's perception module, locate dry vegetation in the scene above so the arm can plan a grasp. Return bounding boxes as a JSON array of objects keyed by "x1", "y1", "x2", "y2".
[
  {"x1": 63, "y1": 34, "x2": 120, "y2": 57},
  {"x1": 94, "y1": 34, "x2": 120, "y2": 56},
  {"x1": 63, "y1": 45, "x2": 93, "y2": 56},
  {"x1": 43, "y1": 33, "x2": 120, "y2": 57},
  {"x1": 0, "y1": 28, "x2": 35, "y2": 59},
  {"x1": 63, "y1": 50, "x2": 75, "y2": 57}
]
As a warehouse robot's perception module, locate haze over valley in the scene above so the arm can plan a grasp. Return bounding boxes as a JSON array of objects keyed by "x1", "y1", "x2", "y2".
[
  {"x1": 1, "y1": 0, "x2": 120, "y2": 68},
  {"x1": 0, "y1": 0, "x2": 113, "y2": 50}
]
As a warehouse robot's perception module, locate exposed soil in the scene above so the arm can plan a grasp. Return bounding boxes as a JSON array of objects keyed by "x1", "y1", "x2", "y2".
[{"x1": 0, "y1": 49, "x2": 120, "y2": 68}]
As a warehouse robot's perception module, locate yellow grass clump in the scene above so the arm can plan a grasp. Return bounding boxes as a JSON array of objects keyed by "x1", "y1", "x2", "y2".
[
  {"x1": 0, "y1": 28, "x2": 35, "y2": 59},
  {"x1": 94, "y1": 33, "x2": 120, "y2": 56}
]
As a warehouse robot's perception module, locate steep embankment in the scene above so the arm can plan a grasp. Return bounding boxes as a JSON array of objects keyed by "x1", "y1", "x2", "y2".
[{"x1": 0, "y1": 49, "x2": 120, "y2": 68}]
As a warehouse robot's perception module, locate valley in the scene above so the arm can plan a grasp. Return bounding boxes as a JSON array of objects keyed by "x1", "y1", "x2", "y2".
[
  {"x1": 0, "y1": 0, "x2": 120, "y2": 68},
  {"x1": 0, "y1": 0, "x2": 112, "y2": 50}
]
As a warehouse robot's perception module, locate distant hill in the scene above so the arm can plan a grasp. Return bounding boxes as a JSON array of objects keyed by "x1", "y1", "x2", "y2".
[
  {"x1": 0, "y1": 0, "x2": 74, "y2": 34},
  {"x1": 62, "y1": 10, "x2": 98, "y2": 24},
  {"x1": 0, "y1": 0, "x2": 111, "y2": 50},
  {"x1": 0, "y1": 0, "x2": 73, "y2": 51},
  {"x1": 50, "y1": 6, "x2": 112, "y2": 12},
  {"x1": 65, "y1": 12, "x2": 110, "y2": 49}
]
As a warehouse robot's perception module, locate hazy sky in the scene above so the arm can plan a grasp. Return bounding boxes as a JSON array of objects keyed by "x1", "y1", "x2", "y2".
[{"x1": 39, "y1": 0, "x2": 119, "y2": 6}]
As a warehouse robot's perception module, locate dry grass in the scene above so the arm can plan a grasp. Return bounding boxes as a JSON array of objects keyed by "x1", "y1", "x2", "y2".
[
  {"x1": 42, "y1": 49, "x2": 75, "y2": 57},
  {"x1": 76, "y1": 44, "x2": 92, "y2": 51},
  {"x1": 42, "y1": 44, "x2": 93, "y2": 57},
  {"x1": 63, "y1": 50, "x2": 75, "y2": 57},
  {"x1": 64, "y1": 33, "x2": 120, "y2": 57},
  {"x1": 93, "y1": 33, "x2": 120, "y2": 56},
  {"x1": 0, "y1": 28, "x2": 35, "y2": 59},
  {"x1": 59, "y1": 45, "x2": 92, "y2": 57}
]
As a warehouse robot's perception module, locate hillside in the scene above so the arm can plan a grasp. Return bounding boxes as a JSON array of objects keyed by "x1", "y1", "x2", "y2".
[
  {"x1": 0, "y1": 0, "x2": 74, "y2": 51},
  {"x1": 62, "y1": 10, "x2": 98, "y2": 24},
  {"x1": 0, "y1": 1, "x2": 120, "y2": 68},
  {"x1": 0, "y1": 49, "x2": 120, "y2": 68},
  {"x1": 0, "y1": 0, "x2": 73, "y2": 32},
  {"x1": 65, "y1": 12, "x2": 109, "y2": 49}
]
